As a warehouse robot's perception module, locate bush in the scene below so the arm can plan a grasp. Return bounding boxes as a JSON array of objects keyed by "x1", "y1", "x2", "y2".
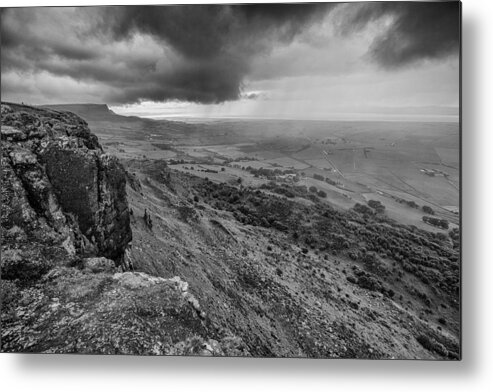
[
  {"x1": 346, "y1": 276, "x2": 357, "y2": 284},
  {"x1": 353, "y1": 203, "x2": 374, "y2": 215},
  {"x1": 422, "y1": 205, "x2": 435, "y2": 215},
  {"x1": 356, "y1": 274, "x2": 382, "y2": 292},
  {"x1": 307, "y1": 194, "x2": 319, "y2": 203},
  {"x1": 309, "y1": 186, "x2": 318, "y2": 193},
  {"x1": 435, "y1": 232, "x2": 448, "y2": 242},
  {"x1": 317, "y1": 190, "x2": 327, "y2": 198},
  {"x1": 449, "y1": 228, "x2": 460, "y2": 241},
  {"x1": 422, "y1": 216, "x2": 449, "y2": 229},
  {"x1": 407, "y1": 200, "x2": 419, "y2": 209},
  {"x1": 416, "y1": 335, "x2": 448, "y2": 357},
  {"x1": 440, "y1": 219, "x2": 449, "y2": 230},
  {"x1": 368, "y1": 200, "x2": 385, "y2": 213}
]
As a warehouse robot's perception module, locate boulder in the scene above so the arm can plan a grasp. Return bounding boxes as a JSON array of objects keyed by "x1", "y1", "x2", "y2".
[
  {"x1": 113, "y1": 271, "x2": 167, "y2": 289},
  {"x1": 113, "y1": 272, "x2": 204, "y2": 317},
  {"x1": 82, "y1": 257, "x2": 116, "y2": 273},
  {"x1": 1, "y1": 125, "x2": 27, "y2": 141},
  {"x1": 1, "y1": 247, "x2": 58, "y2": 281}
]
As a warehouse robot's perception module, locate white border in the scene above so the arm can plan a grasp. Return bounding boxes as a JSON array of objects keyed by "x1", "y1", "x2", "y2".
[{"x1": 2, "y1": 1, "x2": 492, "y2": 391}]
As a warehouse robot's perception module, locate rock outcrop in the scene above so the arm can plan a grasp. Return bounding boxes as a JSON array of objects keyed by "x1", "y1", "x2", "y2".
[
  {"x1": 1, "y1": 103, "x2": 250, "y2": 355},
  {"x1": 1, "y1": 102, "x2": 131, "y2": 265},
  {"x1": 1, "y1": 266, "x2": 250, "y2": 355}
]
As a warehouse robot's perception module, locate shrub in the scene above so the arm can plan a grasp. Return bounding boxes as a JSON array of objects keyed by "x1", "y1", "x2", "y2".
[
  {"x1": 422, "y1": 205, "x2": 435, "y2": 215},
  {"x1": 440, "y1": 219, "x2": 449, "y2": 230},
  {"x1": 346, "y1": 276, "x2": 357, "y2": 284},
  {"x1": 407, "y1": 200, "x2": 419, "y2": 209},
  {"x1": 353, "y1": 203, "x2": 374, "y2": 215},
  {"x1": 422, "y1": 216, "x2": 449, "y2": 229},
  {"x1": 435, "y1": 232, "x2": 448, "y2": 242},
  {"x1": 368, "y1": 200, "x2": 385, "y2": 213},
  {"x1": 307, "y1": 194, "x2": 319, "y2": 203},
  {"x1": 416, "y1": 335, "x2": 448, "y2": 357},
  {"x1": 449, "y1": 228, "x2": 460, "y2": 241}
]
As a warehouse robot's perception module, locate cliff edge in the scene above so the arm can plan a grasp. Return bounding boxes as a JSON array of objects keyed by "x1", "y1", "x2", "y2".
[
  {"x1": 1, "y1": 103, "x2": 247, "y2": 355},
  {"x1": 1, "y1": 102, "x2": 131, "y2": 265}
]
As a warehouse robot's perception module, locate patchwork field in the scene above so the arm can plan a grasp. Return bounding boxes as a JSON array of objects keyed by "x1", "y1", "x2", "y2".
[{"x1": 84, "y1": 111, "x2": 459, "y2": 235}]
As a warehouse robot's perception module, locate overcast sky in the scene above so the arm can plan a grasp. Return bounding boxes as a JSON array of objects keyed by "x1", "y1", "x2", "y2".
[{"x1": 1, "y1": 2, "x2": 460, "y2": 121}]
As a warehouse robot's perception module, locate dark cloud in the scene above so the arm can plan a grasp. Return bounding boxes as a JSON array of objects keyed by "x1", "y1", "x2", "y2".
[
  {"x1": 1, "y1": 4, "x2": 332, "y2": 104},
  {"x1": 101, "y1": 4, "x2": 332, "y2": 59},
  {"x1": 340, "y1": 1, "x2": 460, "y2": 68},
  {"x1": 92, "y1": 4, "x2": 333, "y2": 103},
  {"x1": 1, "y1": 3, "x2": 460, "y2": 105},
  {"x1": 107, "y1": 57, "x2": 248, "y2": 104}
]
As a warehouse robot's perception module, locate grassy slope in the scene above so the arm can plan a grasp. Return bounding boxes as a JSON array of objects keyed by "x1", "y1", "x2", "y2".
[{"x1": 123, "y1": 158, "x2": 460, "y2": 359}]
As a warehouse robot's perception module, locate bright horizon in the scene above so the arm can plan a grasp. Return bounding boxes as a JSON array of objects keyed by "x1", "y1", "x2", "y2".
[{"x1": 110, "y1": 102, "x2": 459, "y2": 123}]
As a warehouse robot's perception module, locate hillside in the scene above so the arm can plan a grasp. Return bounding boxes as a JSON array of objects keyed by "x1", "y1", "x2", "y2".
[
  {"x1": 121, "y1": 159, "x2": 460, "y2": 358},
  {"x1": 0, "y1": 103, "x2": 246, "y2": 355},
  {"x1": 1, "y1": 103, "x2": 460, "y2": 358}
]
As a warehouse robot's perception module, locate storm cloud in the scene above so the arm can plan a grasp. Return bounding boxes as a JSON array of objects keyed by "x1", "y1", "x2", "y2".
[
  {"x1": 96, "y1": 4, "x2": 334, "y2": 103},
  {"x1": 1, "y1": 2, "x2": 460, "y2": 105},
  {"x1": 339, "y1": 1, "x2": 460, "y2": 68}
]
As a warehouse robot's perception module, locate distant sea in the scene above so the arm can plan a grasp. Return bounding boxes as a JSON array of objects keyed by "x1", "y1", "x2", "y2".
[{"x1": 138, "y1": 113, "x2": 459, "y2": 124}]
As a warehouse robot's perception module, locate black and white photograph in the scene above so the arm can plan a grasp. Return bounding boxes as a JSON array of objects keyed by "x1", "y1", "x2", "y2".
[{"x1": 1, "y1": 1, "x2": 461, "y2": 360}]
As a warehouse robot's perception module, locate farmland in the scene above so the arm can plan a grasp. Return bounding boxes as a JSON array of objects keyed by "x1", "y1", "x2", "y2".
[{"x1": 86, "y1": 111, "x2": 459, "y2": 232}]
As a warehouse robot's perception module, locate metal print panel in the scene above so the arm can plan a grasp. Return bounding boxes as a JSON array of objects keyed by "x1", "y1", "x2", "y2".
[{"x1": 0, "y1": 1, "x2": 461, "y2": 359}]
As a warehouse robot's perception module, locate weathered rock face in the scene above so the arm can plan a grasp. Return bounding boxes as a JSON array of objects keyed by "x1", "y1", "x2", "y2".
[
  {"x1": 1, "y1": 102, "x2": 131, "y2": 265},
  {"x1": 1, "y1": 103, "x2": 249, "y2": 356}
]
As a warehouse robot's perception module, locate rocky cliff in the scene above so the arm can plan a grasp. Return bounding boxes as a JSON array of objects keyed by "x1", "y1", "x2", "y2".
[
  {"x1": 1, "y1": 102, "x2": 131, "y2": 265},
  {"x1": 1, "y1": 103, "x2": 247, "y2": 355}
]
